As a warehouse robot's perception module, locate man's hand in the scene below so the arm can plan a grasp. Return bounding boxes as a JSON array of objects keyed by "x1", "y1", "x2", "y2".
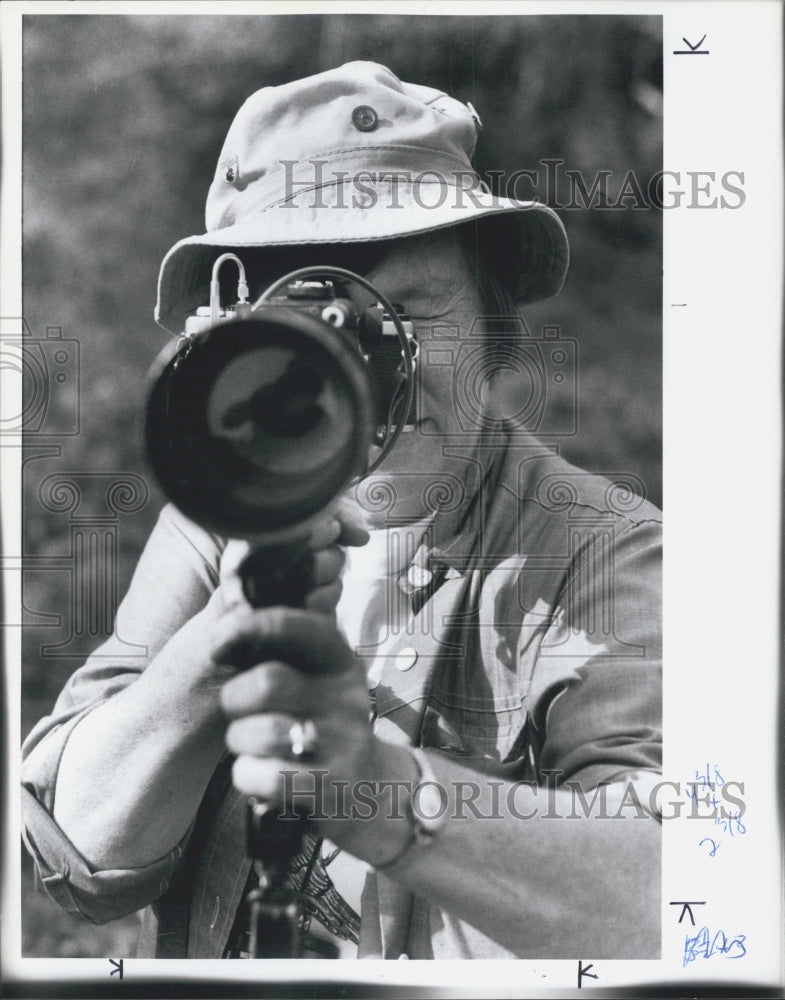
[
  {"x1": 215, "y1": 606, "x2": 375, "y2": 790},
  {"x1": 211, "y1": 501, "x2": 415, "y2": 860},
  {"x1": 218, "y1": 500, "x2": 369, "y2": 616},
  {"x1": 214, "y1": 603, "x2": 417, "y2": 865}
]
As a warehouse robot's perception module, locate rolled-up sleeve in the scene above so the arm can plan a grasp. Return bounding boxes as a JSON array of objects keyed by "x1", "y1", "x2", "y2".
[
  {"x1": 21, "y1": 503, "x2": 223, "y2": 922},
  {"x1": 22, "y1": 783, "x2": 191, "y2": 924},
  {"x1": 526, "y1": 518, "x2": 662, "y2": 790}
]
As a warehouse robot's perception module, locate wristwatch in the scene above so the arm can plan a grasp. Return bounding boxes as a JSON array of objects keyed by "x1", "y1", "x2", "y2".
[
  {"x1": 375, "y1": 747, "x2": 448, "y2": 869},
  {"x1": 409, "y1": 747, "x2": 449, "y2": 840}
]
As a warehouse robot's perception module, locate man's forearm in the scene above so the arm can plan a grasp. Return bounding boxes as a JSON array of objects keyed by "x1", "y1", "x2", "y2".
[
  {"x1": 52, "y1": 605, "x2": 229, "y2": 871},
  {"x1": 346, "y1": 745, "x2": 661, "y2": 958}
]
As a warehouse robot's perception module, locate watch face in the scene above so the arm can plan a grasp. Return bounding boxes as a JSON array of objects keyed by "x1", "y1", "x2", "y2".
[{"x1": 414, "y1": 781, "x2": 447, "y2": 832}]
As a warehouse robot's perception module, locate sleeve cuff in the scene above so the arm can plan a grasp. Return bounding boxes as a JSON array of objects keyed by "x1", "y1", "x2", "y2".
[{"x1": 21, "y1": 784, "x2": 188, "y2": 925}]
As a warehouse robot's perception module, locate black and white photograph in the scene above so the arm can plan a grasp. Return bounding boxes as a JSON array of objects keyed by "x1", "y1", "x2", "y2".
[{"x1": 2, "y1": 4, "x2": 782, "y2": 997}]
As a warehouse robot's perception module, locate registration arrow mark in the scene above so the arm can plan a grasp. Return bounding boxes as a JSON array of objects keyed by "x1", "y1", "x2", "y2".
[{"x1": 674, "y1": 34, "x2": 709, "y2": 55}]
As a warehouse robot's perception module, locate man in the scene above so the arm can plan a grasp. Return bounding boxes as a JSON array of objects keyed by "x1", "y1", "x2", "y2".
[{"x1": 21, "y1": 62, "x2": 662, "y2": 960}]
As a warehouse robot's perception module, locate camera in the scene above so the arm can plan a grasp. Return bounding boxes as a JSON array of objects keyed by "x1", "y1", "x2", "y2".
[
  {"x1": 421, "y1": 315, "x2": 577, "y2": 437},
  {"x1": 182, "y1": 274, "x2": 416, "y2": 444},
  {"x1": 0, "y1": 318, "x2": 80, "y2": 436},
  {"x1": 144, "y1": 257, "x2": 416, "y2": 544}
]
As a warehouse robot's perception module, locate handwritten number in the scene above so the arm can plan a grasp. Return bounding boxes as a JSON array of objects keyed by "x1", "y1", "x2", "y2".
[
  {"x1": 683, "y1": 927, "x2": 747, "y2": 967},
  {"x1": 687, "y1": 765, "x2": 745, "y2": 854},
  {"x1": 714, "y1": 810, "x2": 747, "y2": 839},
  {"x1": 687, "y1": 763, "x2": 725, "y2": 797},
  {"x1": 699, "y1": 837, "x2": 720, "y2": 857},
  {"x1": 730, "y1": 811, "x2": 746, "y2": 835}
]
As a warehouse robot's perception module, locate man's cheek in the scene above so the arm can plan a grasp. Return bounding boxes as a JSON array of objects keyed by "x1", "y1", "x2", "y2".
[{"x1": 415, "y1": 361, "x2": 458, "y2": 413}]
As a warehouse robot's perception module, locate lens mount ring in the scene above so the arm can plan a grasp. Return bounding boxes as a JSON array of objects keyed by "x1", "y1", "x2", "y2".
[{"x1": 254, "y1": 266, "x2": 415, "y2": 476}]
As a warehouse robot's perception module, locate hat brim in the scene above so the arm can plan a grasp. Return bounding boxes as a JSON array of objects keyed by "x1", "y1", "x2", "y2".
[{"x1": 155, "y1": 188, "x2": 568, "y2": 334}]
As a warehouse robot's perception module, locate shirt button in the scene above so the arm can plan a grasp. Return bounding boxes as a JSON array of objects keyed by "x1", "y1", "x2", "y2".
[
  {"x1": 395, "y1": 647, "x2": 418, "y2": 671},
  {"x1": 352, "y1": 105, "x2": 378, "y2": 132},
  {"x1": 407, "y1": 565, "x2": 432, "y2": 589}
]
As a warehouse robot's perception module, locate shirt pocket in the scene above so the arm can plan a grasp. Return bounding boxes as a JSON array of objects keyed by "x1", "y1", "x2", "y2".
[{"x1": 419, "y1": 696, "x2": 529, "y2": 765}]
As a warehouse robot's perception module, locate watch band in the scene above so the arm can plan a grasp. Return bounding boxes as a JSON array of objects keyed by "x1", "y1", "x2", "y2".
[
  {"x1": 374, "y1": 747, "x2": 448, "y2": 870},
  {"x1": 409, "y1": 747, "x2": 448, "y2": 838}
]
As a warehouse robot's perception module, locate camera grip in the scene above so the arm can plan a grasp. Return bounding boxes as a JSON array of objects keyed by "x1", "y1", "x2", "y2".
[
  {"x1": 236, "y1": 543, "x2": 325, "y2": 957},
  {"x1": 238, "y1": 541, "x2": 314, "y2": 610},
  {"x1": 234, "y1": 539, "x2": 318, "y2": 950}
]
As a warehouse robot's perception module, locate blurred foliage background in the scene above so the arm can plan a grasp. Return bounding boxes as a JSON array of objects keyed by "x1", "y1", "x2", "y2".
[{"x1": 18, "y1": 13, "x2": 661, "y2": 957}]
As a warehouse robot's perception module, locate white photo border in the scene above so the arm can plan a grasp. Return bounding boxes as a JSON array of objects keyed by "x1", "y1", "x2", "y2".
[{"x1": 1, "y1": 1, "x2": 782, "y2": 996}]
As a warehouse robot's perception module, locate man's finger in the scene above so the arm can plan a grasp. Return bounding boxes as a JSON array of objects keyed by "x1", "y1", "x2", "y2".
[
  {"x1": 307, "y1": 515, "x2": 342, "y2": 550},
  {"x1": 331, "y1": 498, "x2": 370, "y2": 547},
  {"x1": 304, "y1": 580, "x2": 343, "y2": 615},
  {"x1": 219, "y1": 661, "x2": 305, "y2": 718},
  {"x1": 232, "y1": 755, "x2": 294, "y2": 801},
  {"x1": 210, "y1": 606, "x2": 354, "y2": 676},
  {"x1": 311, "y1": 545, "x2": 345, "y2": 586},
  {"x1": 226, "y1": 712, "x2": 312, "y2": 759}
]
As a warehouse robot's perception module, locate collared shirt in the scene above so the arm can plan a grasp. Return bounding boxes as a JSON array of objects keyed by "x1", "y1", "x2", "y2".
[{"x1": 21, "y1": 432, "x2": 662, "y2": 958}]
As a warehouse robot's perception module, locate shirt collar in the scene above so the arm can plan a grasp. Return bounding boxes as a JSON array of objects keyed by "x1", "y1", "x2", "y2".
[{"x1": 395, "y1": 439, "x2": 508, "y2": 601}]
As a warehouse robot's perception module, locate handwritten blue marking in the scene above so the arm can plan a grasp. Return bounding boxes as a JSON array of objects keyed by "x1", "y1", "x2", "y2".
[
  {"x1": 699, "y1": 837, "x2": 720, "y2": 857},
  {"x1": 683, "y1": 926, "x2": 747, "y2": 966},
  {"x1": 715, "y1": 811, "x2": 747, "y2": 838},
  {"x1": 685, "y1": 762, "x2": 725, "y2": 799},
  {"x1": 686, "y1": 764, "x2": 746, "y2": 855}
]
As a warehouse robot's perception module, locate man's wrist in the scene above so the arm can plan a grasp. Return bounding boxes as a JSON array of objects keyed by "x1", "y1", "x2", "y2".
[
  {"x1": 330, "y1": 740, "x2": 416, "y2": 867},
  {"x1": 374, "y1": 747, "x2": 449, "y2": 871}
]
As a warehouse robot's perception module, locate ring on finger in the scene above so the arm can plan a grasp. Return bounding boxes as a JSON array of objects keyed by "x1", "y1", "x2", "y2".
[{"x1": 288, "y1": 718, "x2": 319, "y2": 761}]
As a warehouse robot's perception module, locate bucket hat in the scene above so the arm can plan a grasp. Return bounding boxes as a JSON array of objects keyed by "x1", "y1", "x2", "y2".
[{"x1": 155, "y1": 61, "x2": 569, "y2": 334}]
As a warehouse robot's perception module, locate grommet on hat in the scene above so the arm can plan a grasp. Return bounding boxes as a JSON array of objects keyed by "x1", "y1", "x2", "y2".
[
  {"x1": 156, "y1": 61, "x2": 569, "y2": 334},
  {"x1": 351, "y1": 105, "x2": 378, "y2": 132},
  {"x1": 220, "y1": 152, "x2": 239, "y2": 184}
]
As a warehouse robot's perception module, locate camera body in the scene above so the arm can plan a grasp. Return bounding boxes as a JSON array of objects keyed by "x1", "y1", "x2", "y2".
[
  {"x1": 421, "y1": 315, "x2": 578, "y2": 437},
  {"x1": 146, "y1": 263, "x2": 417, "y2": 541},
  {"x1": 184, "y1": 279, "x2": 415, "y2": 441}
]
